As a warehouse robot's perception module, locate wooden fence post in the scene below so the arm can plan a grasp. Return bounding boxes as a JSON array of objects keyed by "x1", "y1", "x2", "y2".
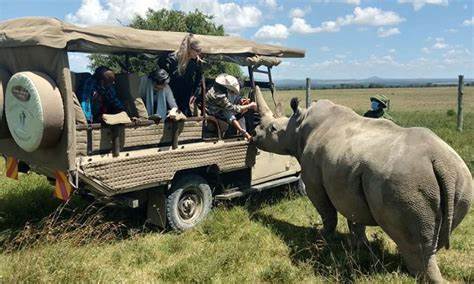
[
  {"x1": 457, "y1": 75, "x2": 464, "y2": 132},
  {"x1": 305, "y1": 78, "x2": 311, "y2": 108}
]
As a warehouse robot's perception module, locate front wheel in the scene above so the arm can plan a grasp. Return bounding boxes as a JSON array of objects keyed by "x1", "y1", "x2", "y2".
[{"x1": 166, "y1": 174, "x2": 212, "y2": 231}]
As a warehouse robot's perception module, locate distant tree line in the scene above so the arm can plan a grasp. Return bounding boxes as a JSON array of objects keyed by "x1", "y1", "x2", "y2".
[{"x1": 277, "y1": 82, "x2": 473, "y2": 90}]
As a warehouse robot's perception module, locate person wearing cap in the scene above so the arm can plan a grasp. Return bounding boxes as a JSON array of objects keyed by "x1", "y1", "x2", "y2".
[
  {"x1": 363, "y1": 95, "x2": 393, "y2": 121},
  {"x1": 158, "y1": 34, "x2": 204, "y2": 116},
  {"x1": 139, "y1": 69, "x2": 184, "y2": 121},
  {"x1": 79, "y1": 66, "x2": 126, "y2": 123},
  {"x1": 205, "y1": 74, "x2": 257, "y2": 141}
]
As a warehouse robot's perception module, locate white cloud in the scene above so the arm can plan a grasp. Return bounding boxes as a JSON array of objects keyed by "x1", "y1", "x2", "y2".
[
  {"x1": 389, "y1": 48, "x2": 396, "y2": 53},
  {"x1": 345, "y1": 0, "x2": 361, "y2": 4},
  {"x1": 445, "y1": 28, "x2": 458, "y2": 33},
  {"x1": 67, "y1": 0, "x2": 262, "y2": 32},
  {"x1": 274, "y1": 52, "x2": 473, "y2": 79},
  {"x1": 463, "y1": 17, "x2": 474, "y2": 26},
  {"x1": 313, "y1": 0, "x2": 361, "y2": 4},
  {"x1": 320, "y1": 46, "x2": 331, "y2": 52},
  {"x1": 66, "y1": 0, "x2": 173, "y2": 26},
  {"x1": 260, "y1": 0, "x2": 278, "y2": 9},
  {"x1": 290, "y1": 7, "x2": 404, "y2": 35},
  {"x1": 433, "y1": 42, "x2": 447, "y2": 49},
  {"x1": 312, "y1": 59, "x2": 344, "y2": 68},
  {"x1": 289, "y1": 7, "x2": 308, "y2": 18},
  {"x1": 349, "y1": 7, "x2": 405, "y2": 26},
  {"x1": 179, "y1": 0, "x2": 262, "y2": 31},
  {"x1": 432, "y1": 37, "x2": 448, "y2": 49},
  {"x1": 421, "y1": 47, "x2": 430, "y2": 54},
  {"x1": 442, "y1": 47, "x2": 472, "y2": 65},
  {"x1": 398, "y1": 0, "x2": 448, "y2": 11},
  {"x1": 377, "y1": 27, "x2": 400, "y2": 38},
  {"x1": 254, "y1": 24, "x2": 289, "y2": 39},
  {"x1": 290, "y1": 18, "x2": 320, "y2": 33}
]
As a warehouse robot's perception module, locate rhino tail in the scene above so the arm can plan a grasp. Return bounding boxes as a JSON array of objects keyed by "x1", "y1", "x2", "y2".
[{"x1": 433, "y1": 159, "x2": 455, "y2": 250}]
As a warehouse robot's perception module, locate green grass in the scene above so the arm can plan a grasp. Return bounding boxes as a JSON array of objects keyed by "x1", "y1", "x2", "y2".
[{"x1": 0, "y1": 87, "x2": 473, "y2": 282}]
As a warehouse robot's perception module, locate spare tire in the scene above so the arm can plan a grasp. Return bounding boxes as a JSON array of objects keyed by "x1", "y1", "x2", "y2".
[
  {"x1": 0, "y1": 68, "x2": 11, "y2": 138},
  {"x1": 5, "y1": 71, "x2": 64, "y2": 152}
]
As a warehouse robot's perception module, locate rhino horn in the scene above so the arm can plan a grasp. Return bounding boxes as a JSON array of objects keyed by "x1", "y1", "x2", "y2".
[
  {"x1": 255, "y1": 86, "x2": 274, "y2": 118},
  {"x1": 275, "y1": 101, "x2": 283, "y2": 118}
]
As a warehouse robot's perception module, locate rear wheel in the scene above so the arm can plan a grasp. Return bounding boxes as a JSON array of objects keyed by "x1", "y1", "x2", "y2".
[{"x1": 166, "y1": 174, "x2": 212, "y2": 231}]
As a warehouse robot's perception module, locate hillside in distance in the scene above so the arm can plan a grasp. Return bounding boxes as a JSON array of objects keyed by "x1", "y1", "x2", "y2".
[{"x1": 275, "y1": 77, "x2": 474, "y2": 89}]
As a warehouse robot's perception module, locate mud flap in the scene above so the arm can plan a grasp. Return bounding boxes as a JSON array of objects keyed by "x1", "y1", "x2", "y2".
[
  {"x1": 53, "y1": 170, "x2": 73, "y2": 201},
  {"x1": 5, "y1": 156, "x2": 18, "y2": 180},
  {"x1": 147, "y1": 188, "x2": 167, "y2": 228}
]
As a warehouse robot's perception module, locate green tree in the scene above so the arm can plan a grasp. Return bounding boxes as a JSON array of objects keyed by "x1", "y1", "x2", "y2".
[{"x1": 89, "y1": 9, "x2": 243, "y2": 79}]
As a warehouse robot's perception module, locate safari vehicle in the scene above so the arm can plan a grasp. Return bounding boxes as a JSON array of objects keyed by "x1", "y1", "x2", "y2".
[{"x1": 0, "y1": 17, "x2": 305, "y2": 231}]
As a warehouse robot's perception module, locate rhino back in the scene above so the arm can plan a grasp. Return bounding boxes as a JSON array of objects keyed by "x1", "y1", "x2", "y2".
[{"x1": 299, "y1": 102, "x2": 472, "y2": 231}]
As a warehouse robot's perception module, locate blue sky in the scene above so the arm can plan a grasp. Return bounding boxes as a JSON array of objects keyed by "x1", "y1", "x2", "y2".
[{"x1": 0, "y1": 0, "x2": 472, "y2": 79}]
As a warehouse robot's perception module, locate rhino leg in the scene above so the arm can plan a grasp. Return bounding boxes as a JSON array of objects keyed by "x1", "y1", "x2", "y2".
[
  {"x1": 347, "y1": 221, "x2": 368, "y2": 248},
  {"x1": 302, "y1": 173, "x2": 338, "y2": 236},
  {"x1": 398, "y1": 244, "x2": 443, "y2": 283},
  {"x1": 373, "y1": 207, "x2": 445, "y2": 283}
]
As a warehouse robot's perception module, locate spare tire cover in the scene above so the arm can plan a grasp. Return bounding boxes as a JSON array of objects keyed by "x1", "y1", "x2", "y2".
[
  {"x1": 0, "y1": 68, "x2": 10, "y2": 137},
  {"x1": 5, "y1": 71, "x2": 64, "y2": 152}
]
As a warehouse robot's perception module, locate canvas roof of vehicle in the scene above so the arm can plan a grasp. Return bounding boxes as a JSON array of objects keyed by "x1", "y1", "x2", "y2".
[{"x1": 0, "y1": 17, "x2": 305, "y2": 60}]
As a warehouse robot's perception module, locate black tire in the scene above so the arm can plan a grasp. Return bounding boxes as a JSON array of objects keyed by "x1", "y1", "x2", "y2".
[{"x1": 166, "y1": 174, "x2": 212, "y2": 231}]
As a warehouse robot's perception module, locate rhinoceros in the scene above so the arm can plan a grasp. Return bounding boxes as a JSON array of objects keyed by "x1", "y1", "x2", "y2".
[{"x1": 253, "y1": 87, "x2": 473, "y2": 283}]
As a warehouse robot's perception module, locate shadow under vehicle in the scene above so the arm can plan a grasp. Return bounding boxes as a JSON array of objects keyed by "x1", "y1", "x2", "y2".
[{"x1": 0, "y1": 17, "x2": 305, "y2": 231}]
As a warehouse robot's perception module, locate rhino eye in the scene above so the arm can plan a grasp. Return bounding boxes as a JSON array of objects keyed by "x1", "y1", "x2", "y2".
[{"x1": 270, "y1": 124, "x2": 277, "y2": 132}]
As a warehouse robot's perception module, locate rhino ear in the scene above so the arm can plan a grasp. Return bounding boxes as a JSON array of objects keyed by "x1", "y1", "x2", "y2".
[{"x1": 290, "y1": 97, "x2": 300, "y2": 115}]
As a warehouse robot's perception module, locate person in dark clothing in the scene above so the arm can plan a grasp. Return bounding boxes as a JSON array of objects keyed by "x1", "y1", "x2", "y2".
[
  {"x1": 79, "y1": 66, "x2": 125, "y2": 123},
  {"x1": 158, "y1": 34, "x2": 203, "y2": 116},
  {"x1": 363, "y1": 95, "x2": 393, "y2": 121}
]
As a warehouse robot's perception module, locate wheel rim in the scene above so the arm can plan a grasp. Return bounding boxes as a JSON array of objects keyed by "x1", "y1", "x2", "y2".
[{"x1": 177, "y1": 186, "x2": 204, "y2": 223}]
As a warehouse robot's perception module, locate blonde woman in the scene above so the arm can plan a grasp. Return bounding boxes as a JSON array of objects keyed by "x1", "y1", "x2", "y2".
[{"x1": 158, "y1": 33, "x2": 204, "y2": 116}]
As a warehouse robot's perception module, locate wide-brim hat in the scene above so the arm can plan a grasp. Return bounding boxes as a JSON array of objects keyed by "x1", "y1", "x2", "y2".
[
  {"x1": 370, "y1": 96, "x2": 388, "y2": 108},
  {"x1": 215, "y1": 73, "x2": 240, "y2": 94}
]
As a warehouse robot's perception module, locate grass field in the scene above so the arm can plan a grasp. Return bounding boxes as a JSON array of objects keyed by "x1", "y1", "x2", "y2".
[{"x1": 0, "y1": 87, "x2": 473, "y2": 282}]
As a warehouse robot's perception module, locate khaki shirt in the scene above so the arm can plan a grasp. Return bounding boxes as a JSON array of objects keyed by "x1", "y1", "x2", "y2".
[{"x1": 205, "y1": 87, "x2": 243, "y2": 118}]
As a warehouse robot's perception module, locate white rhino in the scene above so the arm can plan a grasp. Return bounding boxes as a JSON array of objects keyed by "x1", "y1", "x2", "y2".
[{"x1": 253, "y1": 87, "x2": 473, "y2": 283}]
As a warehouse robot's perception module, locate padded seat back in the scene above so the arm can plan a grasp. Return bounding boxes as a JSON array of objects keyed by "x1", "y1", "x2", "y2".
[{"x1": 115, "y1": 73, "x2": 148, "y2": 119}]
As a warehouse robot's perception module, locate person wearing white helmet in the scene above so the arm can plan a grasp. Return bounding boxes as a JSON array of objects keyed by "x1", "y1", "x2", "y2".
[{"x1": 205, "y1": 73, "x2": 257, "y2": 140}]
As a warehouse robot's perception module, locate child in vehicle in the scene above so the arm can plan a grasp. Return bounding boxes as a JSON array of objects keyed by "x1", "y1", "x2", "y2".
[{"x1": 205, "y1": 74, "x2": 257, "y2": 140}]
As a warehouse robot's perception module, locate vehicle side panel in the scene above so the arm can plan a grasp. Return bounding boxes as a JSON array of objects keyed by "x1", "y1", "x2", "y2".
[
  {"x1": 252, "y1": 151, "x2": 300, "y2": 185},
  {"x1": 77, "y1": 140, "x2": 256, "y2": 196}
]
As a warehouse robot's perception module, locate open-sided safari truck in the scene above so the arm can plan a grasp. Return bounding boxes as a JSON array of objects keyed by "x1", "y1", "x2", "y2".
[{"x1": 0, "y1": 17, "x2": 305, "y2": 231}]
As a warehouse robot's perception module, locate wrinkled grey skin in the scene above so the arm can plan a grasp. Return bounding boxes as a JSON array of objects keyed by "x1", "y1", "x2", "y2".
[{"x1": 253, "y1": 87, "x2": 473, "y2": 283}]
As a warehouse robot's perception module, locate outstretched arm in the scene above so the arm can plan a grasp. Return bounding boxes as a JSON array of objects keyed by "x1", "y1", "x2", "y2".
[{"x1": 231, "y1": 119, "x2": 252, "y2": 141}]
